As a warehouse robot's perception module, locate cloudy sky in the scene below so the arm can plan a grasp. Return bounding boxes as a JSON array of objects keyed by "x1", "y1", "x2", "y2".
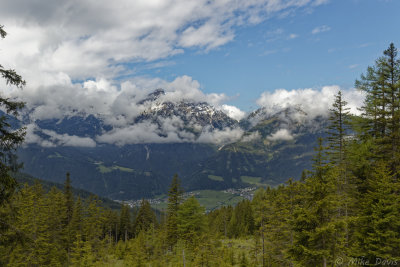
[{"x1": 0, "y1": 0, "x2": 399, "y2": 146}]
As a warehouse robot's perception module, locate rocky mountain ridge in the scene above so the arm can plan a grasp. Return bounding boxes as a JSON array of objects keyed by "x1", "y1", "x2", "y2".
[{"x1": 16, "y1": 88, "x2": 328, "y2": 200}]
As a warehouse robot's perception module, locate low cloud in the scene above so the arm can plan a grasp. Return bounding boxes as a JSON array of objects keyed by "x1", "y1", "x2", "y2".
[
  {"x1": 256, "y1": 86, "x2": 365, "y2": 119},
  {"x1": 267, "y1": 128, "x2": 294, "y2": 141},
  {"x1": 5, "y1": 74, "x2": 247, "y2": 147},
  {"x1": 24, "y1": 124, "x2": 96, "y2": 147},
  {"x1": 24, "y1": 124, "x2": 56, "y2": 148},
  {"x1": 42, "y1": 130, "x2": 97, "y2": 148},
  {"x1": 96, "y1": 122, "x2": 243, "y2": 146},
  {"x1": 17, "y1": 83, "x2": 365, "y2": 147},
  {"x1": 220, "y1": 105, "x2": 246, "y2": 121},
  {"x1": 197, "y1": 127, "x2": 244, "y2": 145},
  {"x1": 96, "y1": 121, "x2": 187, "y2": 146},
  {"x1": 241, "y1": 131, "x2": 261, "y2": 142},
  {"x1": 5, "y1": 74, "x2": 243, "y2": 123}
]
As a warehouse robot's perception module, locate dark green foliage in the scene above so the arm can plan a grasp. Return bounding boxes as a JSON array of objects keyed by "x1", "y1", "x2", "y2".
[
  {"x1": 290, "y1": 139, "x2": 342, "y2": 266},
  {"x1": 64, "y1": 172, "x2": 74, "y2": 224},
  {"x1": 13, "y1": 171, "x2": 121, "y2": 210},
  {"x1": 228, "y1": 199, "x2": 255, "y2": 238},
  {"x1": 352, "y1": 161, "x2": 400, "y2": 261},
  {"x1": 177, "y1": 196, "x2": 207, "y2": 246},
  {"x1": 119, "y1": 204, "x2": 131, "y2": 241},
  {"x1": 356, "y1": 43, "x2": 400, "y2": 175},
  {"x1": 166, "y1": 174, "x2": 183, "y2": 248},
  {"x1": 68, "y1": 197, "x2": 83, "y2": 250},
  {"x1": 133, "y1": 199, "x2": 156, "y2": 236},
  {"x1": 0, "y1": 25, "x2": 26, "y2": 207},
  {"x1": 208, "y1": 205, "x2": 233, "y2": 237},
  {"x1": 327, "y1": 90, "x2": 351, "y2": 165}
]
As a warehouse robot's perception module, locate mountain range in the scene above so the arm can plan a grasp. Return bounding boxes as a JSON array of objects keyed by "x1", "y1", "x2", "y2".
[{"x1": 16, "y1": 89, "x2": 327, "y2": 200}]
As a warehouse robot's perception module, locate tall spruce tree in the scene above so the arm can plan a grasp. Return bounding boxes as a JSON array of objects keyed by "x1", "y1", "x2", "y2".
[
  {"x1": 355, "y1": 63, "x2": 388, "y2": 140},
  {"x1": 166, "y1": 174, "x2": 183, "y2": 248},
  {"x1": 383, "y1": 44, "x2": 400, "y2": 174},
  {"x1": 326, "y1": 91, "x2": 354, "y2": 250},
  {"x1": 351, "y1": 161, "x2": 400, "y2": 261},
  {"x1": 177, "y1": 196, "x2": 207, "y2": 246},
  {"x1": 64, "y1": 172, "x2": 74, "y2": 225},
  {"x1": 133, "y1": 199, "x2": 156, "y2": 236},
  {"x1": 0, "y1": 25, "x2": 26, "y2": 207},
  {"x1": 327, "y1": 91, "x2": 350, "y2": 166},
  {"x1": 119, "y1": 204, "x2": 131, "y2": 241},
  {"x1": 290, "y1": 138, "x2": 341, "y2": 266},
  {"x1": 356, "y1": 43, "x2": 400, "y2": 175}
]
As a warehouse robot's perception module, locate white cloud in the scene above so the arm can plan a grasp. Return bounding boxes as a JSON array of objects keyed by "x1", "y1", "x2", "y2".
[
  {"x1": 0, "y1": 0, "x2": 327, "y2": 83},
  {"x1": 312, "y1": 0, "x2": 330, "y2": 5},
  {"x1": 96, "y1": 121, "x2": 187, "y2": 146},
  {"x1": 24, "y1": 124, "x2": 96, "y2": 147},
  {"x1": 42, "y1": 130, "x2": 97, "y2": 147},
  {"x1": 6, "y1": 73, "x2": 247, "y2": 146},
  {"x1": 267, "y1": 128, "x2": 294, "y2": 141},
  {"x1": 220, "y1": 104, "x2": 246, "y2": 121},
  {"x1": 241, "y1": 131, "x2": 261, "y2": 142},
  {"x1": 311, "y1": 25, "x2": 331, "y2": 34},
  {"x1": 24, "y1": 124, "x2": 56, "y2": 148},
  {"x1": 256, "y1": 86, "x2": 365, "y2": 119},
  {"x1": 197, "y1": 127, "x2": 244, "y2": 144},
  {"x1": 288, "y1": 33, "x2": 299, "y2": 39},
  {"x1": 96, "y1": 121, "x2": 244, "y2": 146},
  {"x1": 5, "y1": 74, "x2": 236, "y2": 122},
  {"x1": 0, "y1": 0, "x2": 328, "y2": 146}
]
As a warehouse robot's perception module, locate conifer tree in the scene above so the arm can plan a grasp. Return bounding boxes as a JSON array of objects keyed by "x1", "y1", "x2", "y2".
[
  {"x1": 69, "y1": 196, "x2": 83, "y2": 239},
  {"x1": 356, "y1": 43, "x2": 400, "y2": 175},
  {"x1": 83, "y1": 196, "x2": 105, "y2": 258},
  {"x1": 133, "y1": 199, "x2": 156, "y2": 236},
  {"x1": 166, "y1": 174, "x2": 183, "y2": 248},
  {"x1": 208, "y1": 205, "x2": 232, "y2": 237},
  {"x1": 290, "y1": 138, "x2": 341, "y2": 266},
  {"x1": 383, "y1": 43, "x2": 400, "y2": 174},
  {"x1": 327, "y1": 91, "x2": 351, "y2": 166},
  {"x1": 103, "y1": 209, "x2": 119, "y2": 245},
  {"x1": 63, "y1": 172, "x2": 75, "y2": 261},
  {"x1": 326, "y1": 90, "x2": 355, "y2": 250},
  {"x1": 0, "y1": 25, "x2": 26, "y2": 207},
  {"x1": 177, "y1": 196, "x2": 207, "y2": 246},
  {"x1": 119, "y1": 204, "x2": 131, "y2": 241},
  {"x1": 44, "y1": 187, "x2": 68, "y2": 264},
  {"x1": 64, "y1": 172, "x2": 74, "y2": 225},
  {"x1": 352, "y1": 161, "x2": 400, "y2": 261},
  {"x1": 355, "y1": 63, "x2": 388, "y2": 140},
  {"x1": 228, "y1": 199, "x2": 255, "y2": 238},
  {"x1": 252, "y1": 188, "x2": 268, "y2": 266},
  {"x1": 67, "y1": 196, "x2": 83, "y2": 264}
]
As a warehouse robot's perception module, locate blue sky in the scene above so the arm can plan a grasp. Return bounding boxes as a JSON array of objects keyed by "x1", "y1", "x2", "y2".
[{"x1": 130, "y1": 0, "x2": 400, "y2": 110}]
